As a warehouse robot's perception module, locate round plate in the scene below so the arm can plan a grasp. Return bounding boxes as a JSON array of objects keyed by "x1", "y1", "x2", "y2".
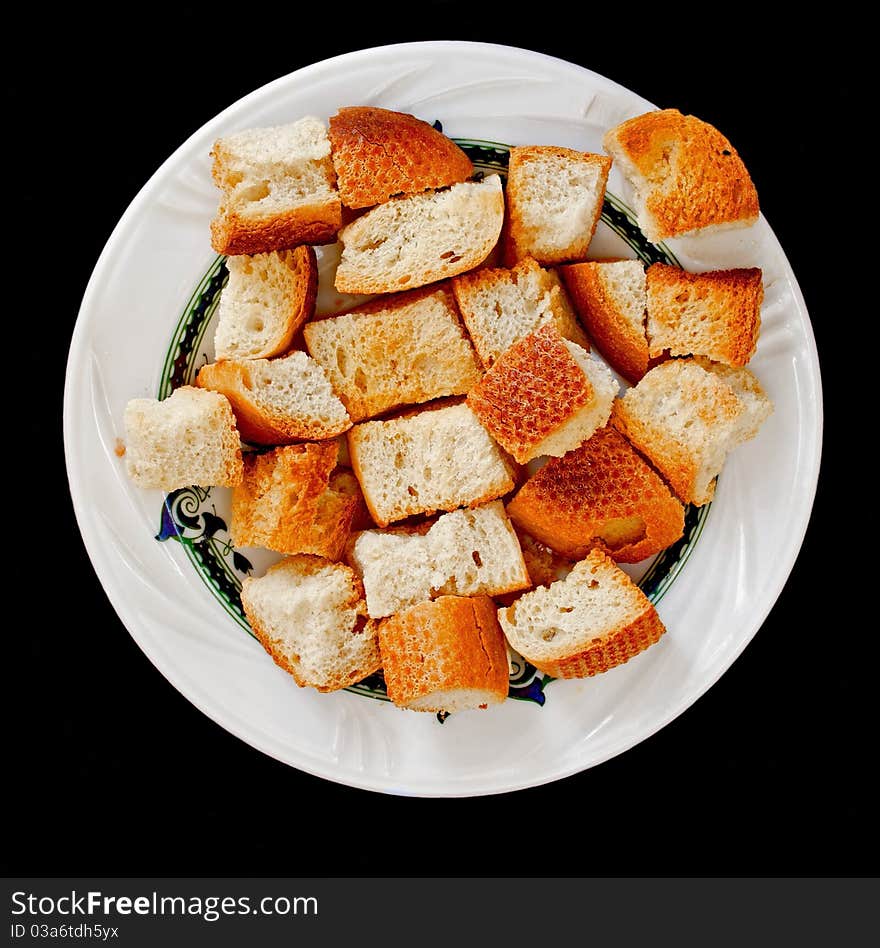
[{"x1": 63, "y1": 41, "x2": 822, "y2": 797}]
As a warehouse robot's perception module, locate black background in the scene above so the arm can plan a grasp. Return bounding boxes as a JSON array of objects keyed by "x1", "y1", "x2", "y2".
[{"x1": 6, "y1": 5, "x2": 872, "y2": 877}]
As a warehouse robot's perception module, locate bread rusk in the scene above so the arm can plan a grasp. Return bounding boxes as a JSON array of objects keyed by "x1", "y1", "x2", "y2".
[
  {"x1": 379, "y1": 595, "x2": 509, "y2": 712},
  {"x1": 334, "y1": 175, "x2": 504, "y2": 294},
  {"x1": 497, "y1": 549, "x2": 666, "y2": 678},
  {"x1": 241, "y1": 556, "x2": 380, "y2": 692},
  {"x1": 602, "y1": 109, "x2": 759, "y2": 242},
  {"x1": 506, "y1": 425, "x2": 684, "y2": 562},
  {"x1": 303, "y1": 283, "x2": 481, "y2": 422},
  {"x1": 123, "y1": 386, "x2": 243, "y2": 490},
  {"x1": 467, "y1": 324, "x2": 618, "y2": 464},
  {"x1": 611, "y1": 358, "x2": 773, "y2": 505},
  {"x1": 503, "y1": 146, "x2": 611, "y2": 266},
  {"x1": 560, "y1": 259, "x2": 649, "y2": 383},
  {"x1": 349, "y1": 500, "x2": 530, "y2": 618},
  {"x1": 231, "y1": 443, "x2": 356, "y2": 559},
  {"x1": 196, "y1": 351, "x2": 350, "y2": 444},
  {"x1": 646, "y1": 263, "x2": 763, "y2": 367},
  {"x1": 209, "y1": 118, "x2": 341, "y2": 255},
  {"x1": 347, "y1": 401, "x2": 515, "y2": 527},
  {"x1": 328, "y1": 106, "x2": 474, "y2": 209},
  {"x1": 451, "y1": 257, "x2": 589, "y2": 369},
  {"x1": 213, "y1": 247, "x2": 318, "y2": 361}
]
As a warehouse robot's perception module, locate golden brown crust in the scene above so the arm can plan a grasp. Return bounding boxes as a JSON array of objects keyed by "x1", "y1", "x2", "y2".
[
  {"x1": 379, "y1": 596, "x2": 509, "y2": 710},
  {"x1": 530, "y1": 605, "x2": 665, "y2": 679},
  {"x1": 604, "y1": 109, "x2": 759, "y2": 240},
  {"x1": 504, "y1": 146, "x2": 611, "y2": 266},
  {"x1": 505, "y1": 426, "x2": 684, "y2": 562},
  {"x1": 328, "y1": 107, "x2": 473, "y2": 209},
  {"x1": 195, "y1": 359, "x2": 351, "y2": 444},
  {"x1": 231, "y1": 443, "x2": 356, "y2": 557},
  {"x1": 467, "y1": 323, "x2": 592, "y2": 464},
  {"x1": 210, "y1": 201, "x2": 342, "y2": 256},
  {"x1": 645, "y1": 263, "x2": 763, "y2": 366},
  {"x1": 560, "y1": 262, "x2": 649, "y2": 384}
]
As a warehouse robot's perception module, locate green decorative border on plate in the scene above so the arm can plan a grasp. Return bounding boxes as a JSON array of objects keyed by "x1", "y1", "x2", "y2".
[{"x1": 154, "y1": 137, "x2": 710, "y2": 708}]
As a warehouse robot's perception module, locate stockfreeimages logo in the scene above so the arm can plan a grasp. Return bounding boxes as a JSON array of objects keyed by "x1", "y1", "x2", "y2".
[{"x1": 10, "y1": 890, "x2": 318, "y2": 924}]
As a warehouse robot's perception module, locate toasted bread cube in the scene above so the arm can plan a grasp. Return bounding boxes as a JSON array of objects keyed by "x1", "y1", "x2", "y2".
[
  {"x1": 603, "y1": 109, "x2": 759, "y2": 242},
  {"x1": 611, "y1": 358, "x2": 773, "y2": 505},
  {"x1": 497, "y1": 549, "x2": 666, "y2": 678},
  {"x1": 334, "y1": 175, "x2": 504, "y2": 295},
  {"x1": 196, "y1": 351, "x2": 350, "y2": 445},
  {"x1": 467, "y1": 324, "x2": 617, "y2": 464},
  {"x1": 379, "y1": 596, "x2": 509, "y2": 712},
  {"x1": 213, "y1": 247, "x2": 318, "y2": 361},
  {"x1": 504, "y1": 146, "x2": 611, "y2": 266},
  {"x1": 209, "y1": 118, "x2": 341, "y2": 255},
  {"x1": 452, "y1": 257, "x2": 589, "y2": 369},
  {"x1": 123, "y1": 386, "x2": 243, "y2": 490},
  {"x1": 560, "y1": 259, "x2": 649, "y2": 384},
  {"x1": 303, "y1": 284, "x2": 481, "y2": 422},
  {"x1": 506, "y1": 426, "x2": 684, "y2": 562},
  {"x1": 231, "y1": 443, "x2": 356, "y2": 559},
  {"x1": 347, "y1": 402, "x2": 515, "y2": 527},
  {"x1": 646, "y1": 263, "x2": 763, "y2": 367},
  {"x1": 241, "y1": 556, "x2": 380, "y2": 692},
  {"x1": 349, "y1": 501, "x2": 530, "y2": 619},
  {"x1": 329, "y1": 106, "x2": 473, "y2": 208}
]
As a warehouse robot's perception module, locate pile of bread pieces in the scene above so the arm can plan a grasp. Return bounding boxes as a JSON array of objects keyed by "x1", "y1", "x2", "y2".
[{"x1": 123, "y1": 106, "x2": 772, "y2": 714}]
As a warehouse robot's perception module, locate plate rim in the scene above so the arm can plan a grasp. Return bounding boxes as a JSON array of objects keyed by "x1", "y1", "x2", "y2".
[{"x1": 63, "y1": 40, "x2": 824, "y2": 797}]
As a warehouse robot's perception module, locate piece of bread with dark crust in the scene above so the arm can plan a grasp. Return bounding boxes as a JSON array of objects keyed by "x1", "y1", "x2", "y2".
[
  {"x1": 209, "y1": 118, "x2": 341, "y2": 255},
  {"x1": 241, "y1": 556, "x2": 380, "y2": 692},
  {"x1": 231, "y1": 443, "x2": 356, "y2": 559},
  {"x1": 334, "y1": 175, "x2": 504, "y2": 294},
  {"x1": 610, "y1": 358, "x2": 772, "y2": 505},
  {"x1": 467, "y1": 323, "x2": 617, "y2": 463},
  {"x1": 379, "y1": 595, "x2": 509, "y2": 712},
  {"x1": 347, "y1": 401, "x2": 515, "y2": 527},
  {"x1": 506, "y1": 425, "x2": 684, "y2": 562},
  {"x1": 303, "y1": 283, "x2": 481, "y2": 422},
  {"x1": 503, "y1": 146, "x2": 611, "y2": 266},
  {"x1": 497, "y1": 549, "x2": 666, "y2": 678},
  {"x1": 452, "y1": 257, "x2": 589, "y2": 369},
  {"x1": 602, "y1": 109, "x2": 759, "y2": 242},
  {"x1": 646, "y1": 263, "x2": 763, "y2": 366},
  {"x1": 213, "y1": 247, "x2": 318, "y2": 361},
  {"x1": 560, "y1": 259, "x2": 649, "y2": 384},
  {"x1": 196, "y1": 351, "x2": 350, "y2": 444},
  {"x1": 328, "y1": 107, "x2": 474, "y2": 209}
]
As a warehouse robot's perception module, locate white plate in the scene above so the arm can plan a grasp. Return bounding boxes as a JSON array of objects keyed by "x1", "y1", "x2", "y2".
[{"x1": 63, "y1": 41, "x2": 822, "y2": 797}]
